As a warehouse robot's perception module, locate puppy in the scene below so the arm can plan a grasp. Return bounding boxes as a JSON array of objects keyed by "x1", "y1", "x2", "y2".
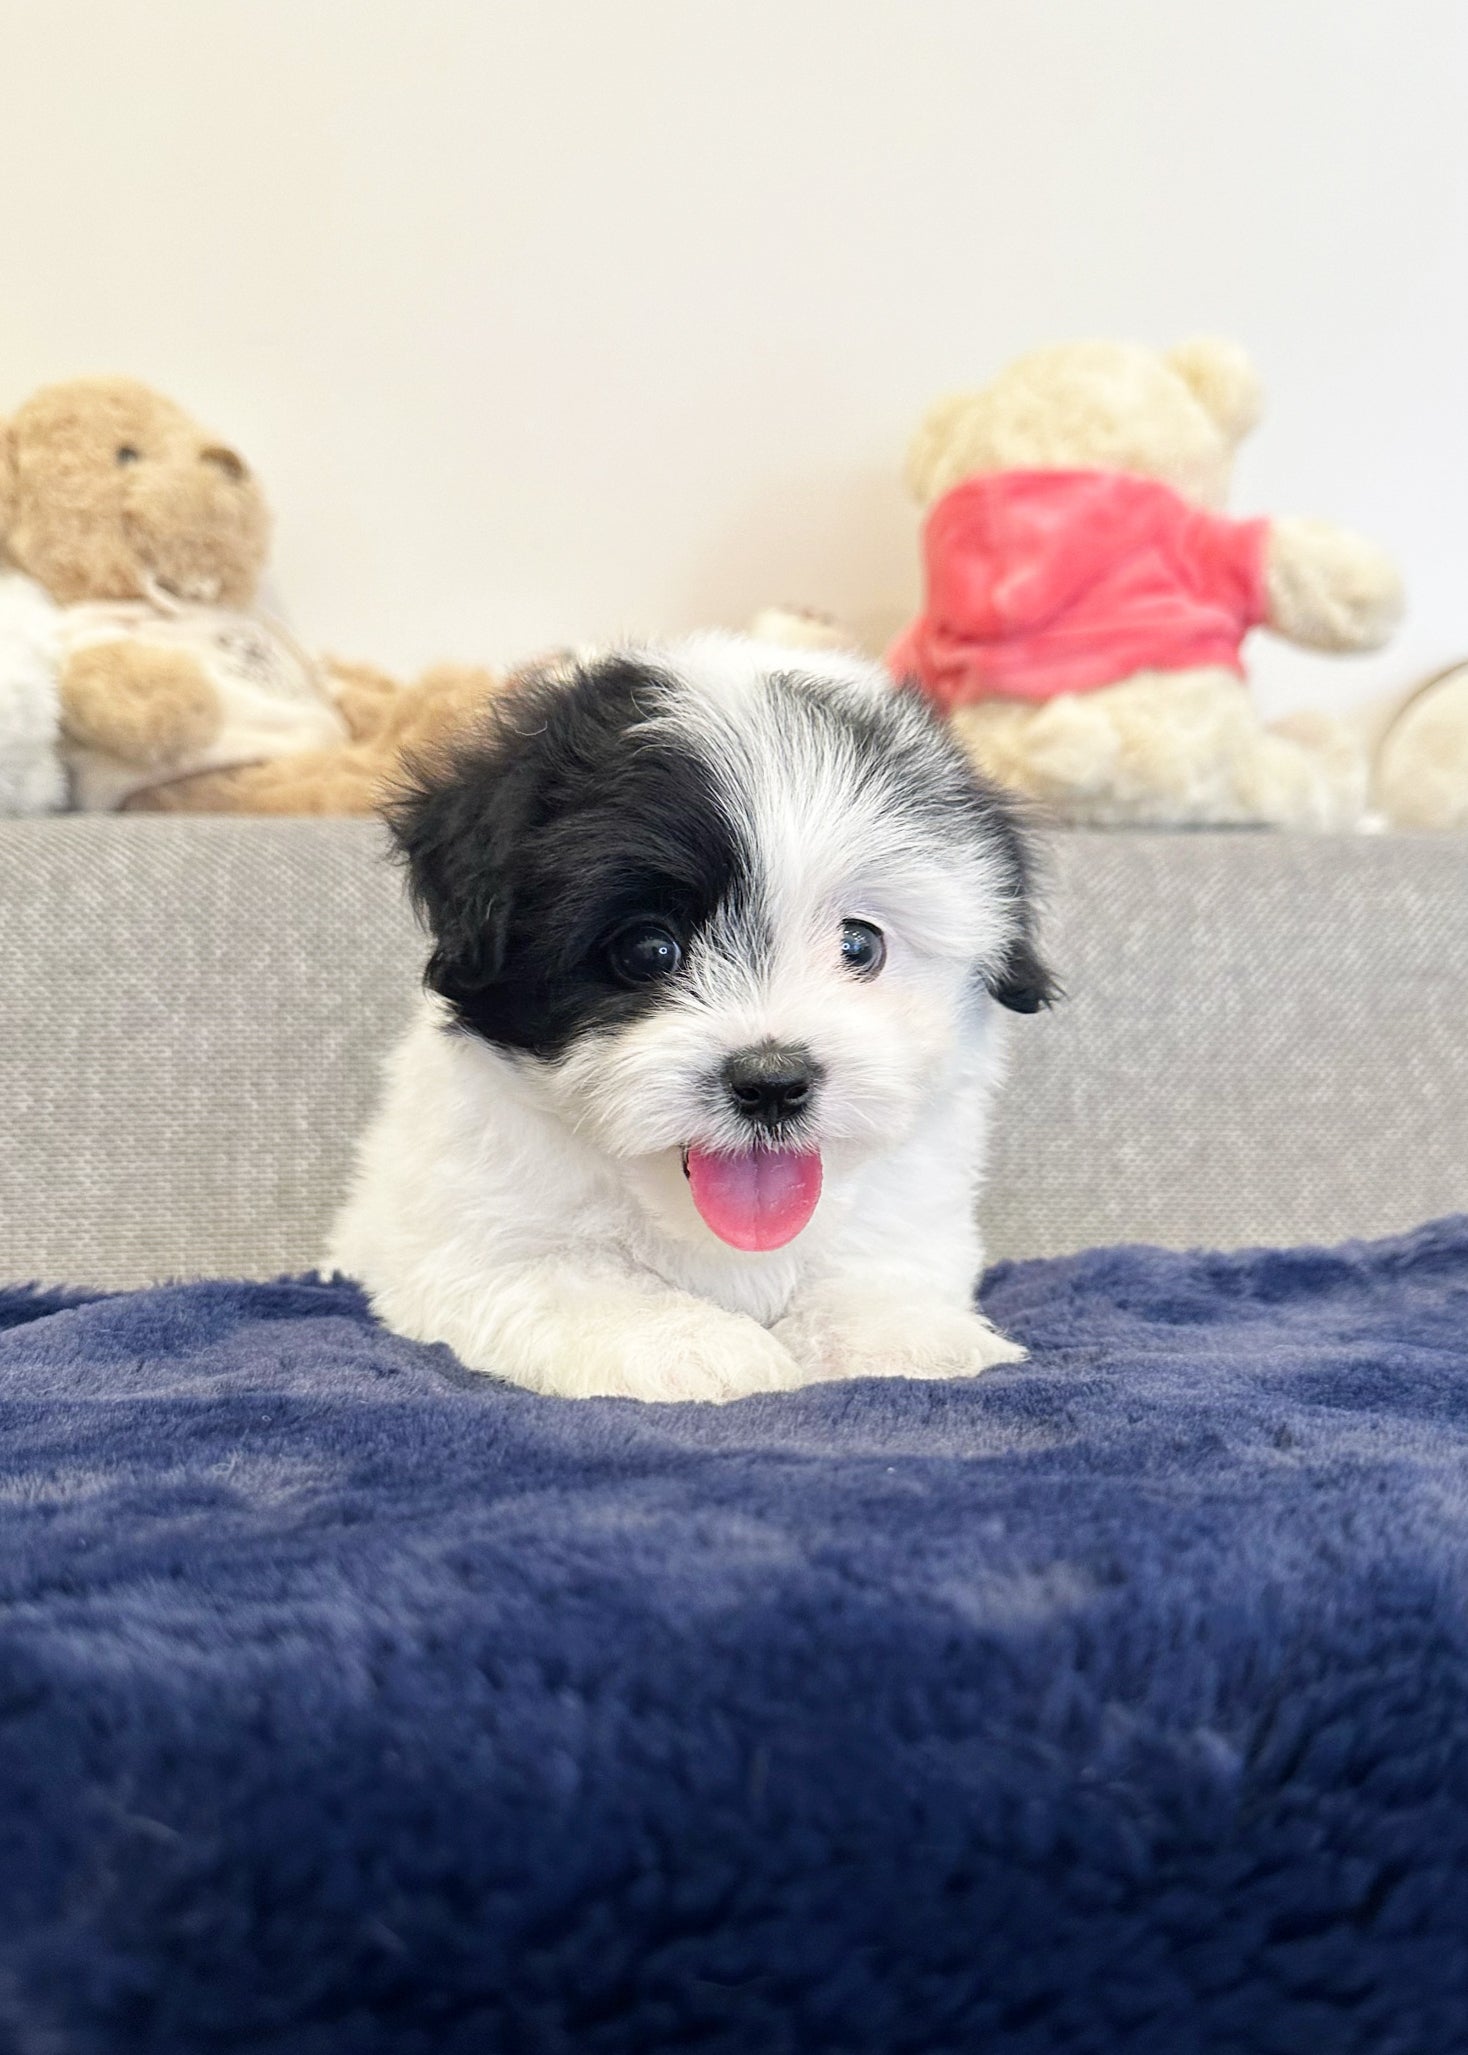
[{"x1": 329, "y1": 634, "x2": 1055, "y2": 1402}]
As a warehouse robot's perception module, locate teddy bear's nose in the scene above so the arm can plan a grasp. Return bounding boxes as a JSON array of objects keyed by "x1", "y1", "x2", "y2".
[{"x1": 200, "y1": 446, "x2": 247, "y2": 483}]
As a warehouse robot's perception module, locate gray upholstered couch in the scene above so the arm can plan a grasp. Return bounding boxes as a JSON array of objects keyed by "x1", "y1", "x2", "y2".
[{"x1": 2, "y1": 819, "x2": 1464, "y2": 1290}]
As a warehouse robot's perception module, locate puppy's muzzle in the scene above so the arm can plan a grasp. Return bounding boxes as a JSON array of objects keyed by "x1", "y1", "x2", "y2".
[{"x1": 722, "y1": 1043, "x2": 824, "y2": 1130}]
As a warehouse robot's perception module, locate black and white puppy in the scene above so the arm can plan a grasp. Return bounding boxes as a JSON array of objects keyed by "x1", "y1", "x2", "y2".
[{"x1": 329, "y1": 634, "x2": 1054, "y2": 1402}]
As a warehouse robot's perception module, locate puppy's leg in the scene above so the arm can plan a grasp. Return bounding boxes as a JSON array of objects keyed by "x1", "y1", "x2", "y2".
[
  {"x1": 375, "y1": 1255, "x2": 804, "y2": 1404},
  {"x1": 773, "y1": 1273, "x2": 1024, "y2": 1385}
]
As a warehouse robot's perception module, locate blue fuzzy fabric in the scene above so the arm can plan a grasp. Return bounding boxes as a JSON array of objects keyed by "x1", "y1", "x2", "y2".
[{"x1": 2, "y1": 1223, "x2": 1468, "y2": 2053}]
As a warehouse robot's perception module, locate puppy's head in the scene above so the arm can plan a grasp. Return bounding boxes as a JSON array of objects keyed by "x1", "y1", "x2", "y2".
[{"x1": 389, "y1": 634, "x2": 1054, "y2": 1252}]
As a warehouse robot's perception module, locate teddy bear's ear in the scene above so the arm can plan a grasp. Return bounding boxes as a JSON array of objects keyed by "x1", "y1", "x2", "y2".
[
  {"x1": 905, "y1": 391, "x2": 979, "y2": 504},
  {"x1": 1165, "y1": 338, "x2": 1263, "y2": 444}
]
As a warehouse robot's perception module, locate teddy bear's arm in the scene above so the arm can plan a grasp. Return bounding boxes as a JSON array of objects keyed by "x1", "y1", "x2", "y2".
[
  {"x1": 1263, "y1": 517, "x2": 1404, "y2": 654},
  {"x1": 59, "y1": 640, "x2": 223, "y2": 767}
]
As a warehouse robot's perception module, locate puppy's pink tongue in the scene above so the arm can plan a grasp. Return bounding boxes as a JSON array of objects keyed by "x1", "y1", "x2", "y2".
[{"x1": 684, "y1": 1147, "x2": 822, "y2": 1251}]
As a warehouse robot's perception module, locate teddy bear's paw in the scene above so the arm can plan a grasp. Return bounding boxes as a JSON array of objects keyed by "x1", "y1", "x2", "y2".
[
  {"x1": 323, "y1": 659, "x2": 403, "y2": 742},
  {"x1": 61, "y1": 641, "x2": 222, "y2": 767},
  {"x1": 1241, "y1": 719, "x2": 1368, "y2": 831},
  {"x1": 1265, "y1": 518, "x2": 1405, "y2": 655},
  {"x1": 747, "y1": 607, "x2": 856, "y2": 654}
]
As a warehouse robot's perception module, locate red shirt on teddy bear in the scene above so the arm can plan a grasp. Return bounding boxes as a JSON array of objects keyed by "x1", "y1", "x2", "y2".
[{"x1": 887, "y1": 468, "x2": 1270, "y2": 709}]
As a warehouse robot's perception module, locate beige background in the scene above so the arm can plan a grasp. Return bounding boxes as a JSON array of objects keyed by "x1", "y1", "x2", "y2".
[{"x1": 2, "y1": 0, "x2": 1462, "y2": 714}]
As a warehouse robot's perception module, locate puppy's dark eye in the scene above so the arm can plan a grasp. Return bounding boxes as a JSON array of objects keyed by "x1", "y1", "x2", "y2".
[
  {"x1": 840, "y1": 918, "x2": 886, "y2": 978},
  {"x1": 115, "y1": 445, "x2": 141, "y2": 466},
  {"x1": 606, "y1": 920, "x2": 684, "y2": 986}
]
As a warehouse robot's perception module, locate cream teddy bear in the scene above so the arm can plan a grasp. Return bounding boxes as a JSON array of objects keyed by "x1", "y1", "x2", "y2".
[
  {"x1": 0, "y1": 376, "x2": 498, "y2": 813},
  {"x1": 1371, "y1": 663, "x2": 1468, "y2": 830},
  {"x1": 888, "y1": 339, "x2": 1404, "y2": 828}
]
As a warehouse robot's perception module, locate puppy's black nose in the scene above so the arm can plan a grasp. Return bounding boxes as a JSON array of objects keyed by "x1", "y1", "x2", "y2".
[{"x1": 723, "y1": 1044, "x2": 822, "y2": 1128}]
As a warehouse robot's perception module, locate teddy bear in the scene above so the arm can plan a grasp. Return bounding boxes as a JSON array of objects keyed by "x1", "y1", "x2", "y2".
[
  {"x1": 747, "y1": 606, "x2": 857, "y2": 654},
  {"x1": 0, "y1": 561, "x2": 66, "y2": 814},
  {"x1": 0, "y1": 376, "x2": 499, "y2": 813},
  {"x1": 1369, "y1": 662, "x2": 1468, "y2": 831},
  {"x1": 886, "y1": 338, "x2": 1405, "y2": 828}
]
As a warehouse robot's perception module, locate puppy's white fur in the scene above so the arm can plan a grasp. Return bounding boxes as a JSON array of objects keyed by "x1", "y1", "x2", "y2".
[{"x1": 330, "y1": 635, "x2": 1034, "y2": 1402}]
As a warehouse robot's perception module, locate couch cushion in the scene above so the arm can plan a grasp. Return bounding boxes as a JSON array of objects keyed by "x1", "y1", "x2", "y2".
[{"x1": 1, "y1": 819, "x2": 1464, "y2": 1285}]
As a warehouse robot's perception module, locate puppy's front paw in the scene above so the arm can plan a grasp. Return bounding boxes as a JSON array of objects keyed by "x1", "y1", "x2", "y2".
[
  {"x1": 774, "y1": 1289, "x2": 1024, "y2": 1385},
  {"x1": 540, "y1": 1302, "x2": 806, "y2": 1404}
]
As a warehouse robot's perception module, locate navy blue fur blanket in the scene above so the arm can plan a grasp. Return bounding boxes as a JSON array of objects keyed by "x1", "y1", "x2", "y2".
[{"x1": 3, "y1": 1220, "x2": 1468, "y2": 2053}]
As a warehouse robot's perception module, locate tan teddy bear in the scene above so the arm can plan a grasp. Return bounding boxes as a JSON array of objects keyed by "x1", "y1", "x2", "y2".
[
  {"x1": 0, "y1": 376, "x2": 498, "y2": 812},
  {"x1": 888, "y1": 339, "x2": 1404, "y2": 828}
]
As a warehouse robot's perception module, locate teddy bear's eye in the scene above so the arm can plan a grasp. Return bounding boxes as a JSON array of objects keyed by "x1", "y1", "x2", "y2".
[{"x1": 115, "y1": 446, "x2": 140, "y2": 466}]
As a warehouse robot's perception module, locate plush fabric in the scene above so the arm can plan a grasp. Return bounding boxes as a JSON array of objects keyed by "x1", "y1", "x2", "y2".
[{"x1": 2, "y1": 1220, "x2": 1467, "y2": 2052}]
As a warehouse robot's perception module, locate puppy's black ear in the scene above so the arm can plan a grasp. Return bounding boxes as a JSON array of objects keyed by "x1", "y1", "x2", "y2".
[
  {"x1": 384, "y1": 736, "x2": 535, "y2": 996},
  {"x1": 987, "y1": 933, "x2": 1061, "y2": 1014},
  {"x1": 951, "y1": 759, "x2": 1061, "y2": 1014}
]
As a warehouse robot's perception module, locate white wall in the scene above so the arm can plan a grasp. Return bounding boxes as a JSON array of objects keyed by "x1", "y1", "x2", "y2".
[{"x1": 3, "y1": 0, "x2": 1463, "y2": 715}]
